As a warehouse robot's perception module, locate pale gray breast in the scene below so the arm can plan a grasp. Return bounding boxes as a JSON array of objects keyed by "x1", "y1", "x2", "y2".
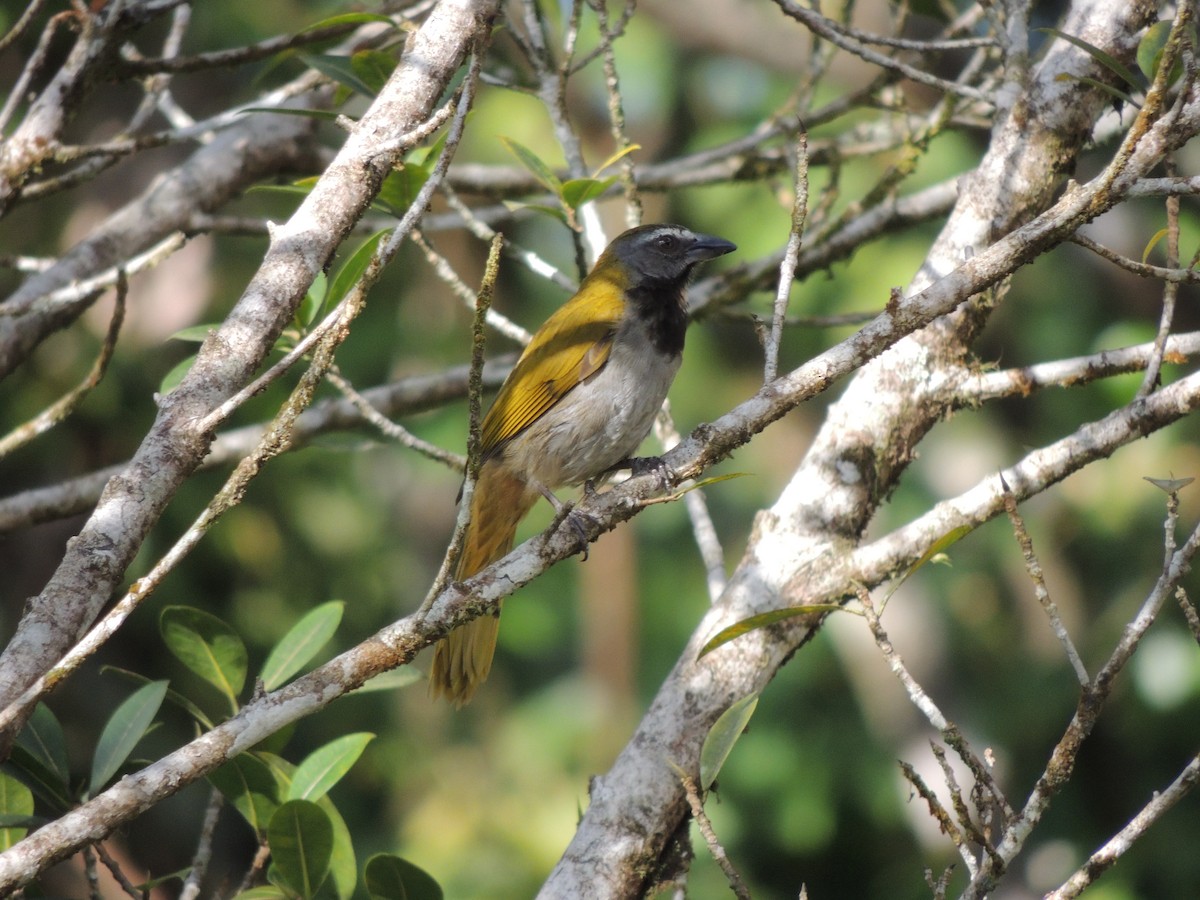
[{"x1": 503, "y1": 315, "x2": 682, "y2": 488}]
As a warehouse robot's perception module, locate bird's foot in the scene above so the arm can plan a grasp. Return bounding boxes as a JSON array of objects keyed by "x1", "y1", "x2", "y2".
[
  {"x1": 615, "y1": 455, "x2": 673, "y2": 491},
  {"x1": 548, "y1": 500, "x2": 594, "y2": 561}
]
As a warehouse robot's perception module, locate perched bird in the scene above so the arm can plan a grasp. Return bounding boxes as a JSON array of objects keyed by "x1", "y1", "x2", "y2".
[{"x1": 429, "y1": 223, "x2": 736, "y2": 706}]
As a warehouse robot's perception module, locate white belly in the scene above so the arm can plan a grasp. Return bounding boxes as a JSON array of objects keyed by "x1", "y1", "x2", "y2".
[{"x1": 502, "y1": 323, "x2": 681, "y2": 488}]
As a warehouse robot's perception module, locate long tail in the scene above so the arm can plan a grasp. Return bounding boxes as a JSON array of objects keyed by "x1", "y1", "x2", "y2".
[{"x1": 429, "y1": 461, "x2": 537, "y2": 706}]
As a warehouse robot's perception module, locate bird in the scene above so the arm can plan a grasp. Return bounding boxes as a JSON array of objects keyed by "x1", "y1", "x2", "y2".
[{"x1": 429, "y1": 223, "x2": 736, "y2": 706}]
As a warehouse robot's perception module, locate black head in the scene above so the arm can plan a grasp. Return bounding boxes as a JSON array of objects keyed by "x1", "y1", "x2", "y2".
[{"x1": 602, "y1": 223, "x2": 736, "y2": 289}]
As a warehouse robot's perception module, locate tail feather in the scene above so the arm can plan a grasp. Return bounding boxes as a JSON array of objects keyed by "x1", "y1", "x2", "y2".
[{"x1": 429, "y1": 462, "x2": 537, "y2": 706}]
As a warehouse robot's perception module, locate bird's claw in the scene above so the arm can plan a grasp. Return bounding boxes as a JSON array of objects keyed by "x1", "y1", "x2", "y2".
[
  {"x1": 625, "y1": 455, "x2": 673, "y2": 491},
  {"x1": 550, "y1": 499, "x2": 594, "y2": 561}
]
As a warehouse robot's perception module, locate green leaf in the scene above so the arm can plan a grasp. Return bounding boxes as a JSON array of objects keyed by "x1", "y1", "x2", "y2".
[
  {"x1": 891, "y1": 524, "x2": 973, "y2": 591},
  {"x1": 1137, "y1": 20, "x2": 1174, "y2": 84},
  {"x1": 364, "y1": 854, "x2": 444, "y2": 900},
  {"x1": 699, "y1": 693, "x2": 759, "y2": 792},
  {"x1": 209, "y1": 753, "x2": 281, "y2": 835},
  {"x1": 101, "y1": 666, "x2": 215, "y2": 729},
  {"x1": 262, "y1": 601, "x2": 345, "y2": 691},
  {"x1": 377, "y1": 165, "x2": 429, "y2": 215},
  {"x1": 591, "y1": 143, "x2": 640, "y2": 176},
  {"x1": 499, "y1": 136, "x2": 563, "y2": 195},
  {"x1": 1142, "y1": 227, "x2": 1170, "y2": 264},
  {"x1": 501, "y1": 199, "x2": 569, "y2": 225},
  {"x1": 1037, "y1": 27, "x2": 1143, "y2": 89},
  {"x1": 326, "y1": 230, "x2": 392, "y2": 310},
  {"x1": 0, "y1": 773, "x2": 34, "y2": 851},
  {"x1": 300, "y1": 53, "x2": 379, "y2": 99},
  {"x1": 296, "y1": 272, "x2": 329, "y2": 329},
  {"x1": 89, "y1": 680, "x2": 168, "y2": 796},
  {"x1": 268, "y1": 800, "x2": 334, "y2": 899},
  {"x1": 232, "y1": 887, "x2": 290, "y2": 900},
  {"x1": 2, "y1": 746, "x2": 72, "y2": 810},
  {"x1": 160, "y1": 606, "x2": 248, "y2": 712},
  {"x1": 298, "y1": 12, "x2": 397, "y2": 34},
  {"x1": 241, "y1": 107, "x2": 347, "y2": 122},
  {"x1": 560, "y1": 176, "x2": 616, "y2": 210},
  {"x1": 160, "y1": 354, "x2": 197, "y2": 394},
  {"x1": 15, "y1": 704, "x2": 68, "y2": 785},
  {"x1": 699, "y1": 604, "x2": 847, "y2": 658},
  {"x1": 318, "y1": 795, "x2": 357, "y2": 900},
  {"x1": 167, "y1": 323, "x2": 221, "y2": 344},
  {"x1": 288, "y1": 733, "x2": 374, "y2": 803},
  {"x1": 1144, "y1": 475, "x2": 1195, "y2": 493},
  {"x1": 351, "y1": 49, "x2": 396, "y2": 95},
  {"x1": 351, "y1": 668, "x2": 422, "y2": 694}
]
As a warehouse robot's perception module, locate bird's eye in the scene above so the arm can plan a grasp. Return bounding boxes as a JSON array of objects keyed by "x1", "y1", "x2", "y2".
[{"x1": 654, "y1": 233, "x2": 677, "y2": 251}]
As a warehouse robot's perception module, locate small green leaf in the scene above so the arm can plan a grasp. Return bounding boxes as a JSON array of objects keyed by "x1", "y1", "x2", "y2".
[
  {"x1": 101, "y1": 666, "x2": 216, "y2": 728},
  {"x1": 160, "y1": 606, "x2": 248, "y2": 712},
  {"x1": 1137, "y1": 20, "x2": 1174, "y2": 83},
  {"x1": 296, "y1": 272, "x2": 329, "y2": 329},
  {"x1": 326, "y1": 230, "x2": 392, "y2": 310},
  {"x1": 897, "y1": 524, "x2": 973, "y2": 586},
  {"x1": 288, "y1": 733, "x2": 374, "y2": 803},
  {"x1": 351, "y1": 49, "x2": 396, "y2": 95},
  {"x1": 561, "y1": 176, "x2": 616, "y2": 210},
  {"x1": 699, "y1": 604, "x2": 846, "y2": 657},
  {"x1": 0, "y1": 773, "x2": 34, "y2": 851},
  {"x1": 591, "y1": 143, "x2": 641, "y2": 176},
  {"x1": 364, "y1": 854, "x2": 444, "y2": 900},
  {"x1": 699, "y1": 693, "x2": 759, "y2": 792},
  {"x1": 1037, "y1": 27, "x2": 1143, "y2": 89},
  {"x1": 1144, "y1": 475, "x2": 1195, "y2": 493},
  {"x1": 232, "y1": 887, "x2": 289, "y2": 900},
  {"x1": 15, "y1": 704, "x2": 68, "y2": 784},
  {"x1": 262, "y1": 601, "x2": 345, "y2": 691},
  {"x1": 499, "y1": 136, "x2": 563, "y2": 195},
  {"x1": 2, "y1": 746, "x2": 72, "y2": 810},
  {"x1": 298, "y1": 12, "x2": 397, "y2": 34},
  {"x1": 209, "y1": 753, "x2": 281, "y2": 835},
  {"x1": 89, "y1": 680, "x2": 168, "y2": 795},
  {"x1": 352, "y1": 669, "x2": 422, "y2": 694},
  {"x1": 300, "y1": 53, "x2": 379, "y2": 98},
  {"x1": 319, "y1": 795, "x2": 357, "y2": 900},
  {"x1": 1142, "y1": 227, "x2": 1170, "y2": 264},
  {"x1": 241, "y1": 107, "x2": 347, "y2": 121},
  {"x1": 167, "y1": 324, "x2": 221, "y2": 344},
  {"x1": 377, "y1": 165, "x2": 429, "y2": 215},
  {"x1": 501, "y1": 199, "x2": 569, "y2": 225},
  {"x1": 160, "y1": 354, "x2": 197, "y2": 394},
  {"x1": 268, "y1": 800, "x2": 334, "y2": 900}
]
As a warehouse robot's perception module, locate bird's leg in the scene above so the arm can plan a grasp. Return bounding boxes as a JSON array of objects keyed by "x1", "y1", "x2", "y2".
[{"x1": 532, "y1": 479, "x2": 592, "y2": 561}]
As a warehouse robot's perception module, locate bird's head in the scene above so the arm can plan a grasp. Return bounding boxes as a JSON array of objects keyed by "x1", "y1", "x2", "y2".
[{"x1": 600, "y1": 223, "x2": 736, "y2": 289}]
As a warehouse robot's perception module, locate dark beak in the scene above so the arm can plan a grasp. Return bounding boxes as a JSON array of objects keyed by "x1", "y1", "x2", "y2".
[{"x1": 686, "y1": 233, "x2": 737, "y2": 262}]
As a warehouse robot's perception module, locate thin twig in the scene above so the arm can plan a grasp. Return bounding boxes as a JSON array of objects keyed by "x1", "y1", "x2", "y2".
[
  {"x1": 653, "y1": 405, "x2": 727, "y2": 602},
  {"x1": 410, "y1": 228, "x2": 532, "y2": 344},
  {"x1": 0, "y1": 275, "x2": 126, "y2": 459},
  {"x1": 679, "y1": 771, "x2": 751, "y2": 900},
  {"x1": 1000, "y1": 479, "x2": 1089, "y2": 685},
  {"x1": 588, "y1": 0, "x2": 642, "y2": 228},
  {"x1": 179, "y1": 789, "x2": 223, "y2": 900},
  {"x1": 1045, "y1": 751, "x2": 1200, "y2": 899},
  {"x1": 764, "y1": 131, "x2": 808, "y2": 383},
  {"x1": 1070, "y1": 232, "x2": 1200, "y2": 284},
  {"x1": 422, "y1": 233, "x2": 502, "y2": 614},
  {"x1": 93, "y1": 842, "x2": 143, "y2": 900},
  {"x1": 0, "y1": 233, "x2": 185, "y2": 317},
  {"x1": 325, "y1": 368, "x2": 465, "y2": 469}
]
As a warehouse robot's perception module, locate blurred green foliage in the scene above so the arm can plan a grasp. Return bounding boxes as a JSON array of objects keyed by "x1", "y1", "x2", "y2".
[{"x1": 2, "y1": 1, "x2": 1200, "y2": 897}]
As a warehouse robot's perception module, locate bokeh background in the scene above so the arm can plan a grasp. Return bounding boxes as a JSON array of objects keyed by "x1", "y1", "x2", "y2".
[{"x1": 2, "y1": 0, "x2": 1199, "y2": 897}]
